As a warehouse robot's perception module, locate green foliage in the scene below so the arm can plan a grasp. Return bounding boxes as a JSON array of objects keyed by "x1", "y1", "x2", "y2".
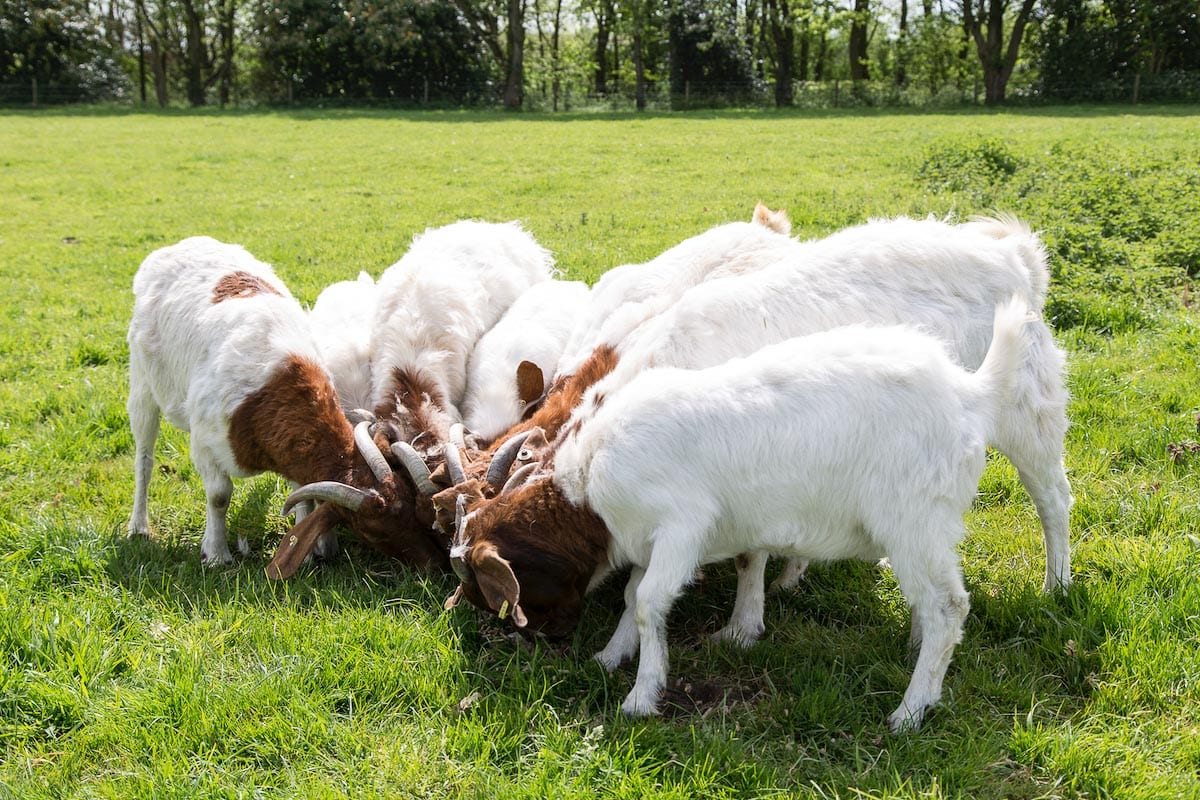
[
  {"x1": 2, "y1": 107, "x2": 1200, "y2": 798},
  {"x1": 249, "y1": 0, "x2": 494, "y2": 104},
  {"x1": 0, "y1": 0, "x2": 128, "y2": 102},
  {"x1": 916, "y1": 135, "x2": 1025, "y2": 195}
]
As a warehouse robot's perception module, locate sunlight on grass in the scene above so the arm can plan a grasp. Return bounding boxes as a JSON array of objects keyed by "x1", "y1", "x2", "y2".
[{"x1": 1, "y1": 106, "x2": 1199, "y2": 798}]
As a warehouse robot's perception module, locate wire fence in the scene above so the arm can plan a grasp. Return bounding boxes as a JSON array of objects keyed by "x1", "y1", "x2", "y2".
[{"x1": 3, "y1": 71, "x2": 1198, "y2": 110}]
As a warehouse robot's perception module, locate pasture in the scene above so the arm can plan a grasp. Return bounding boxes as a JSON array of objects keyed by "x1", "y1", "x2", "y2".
[{"x1": 1, "y1": 106, "x2": 1199, "y2": 798}]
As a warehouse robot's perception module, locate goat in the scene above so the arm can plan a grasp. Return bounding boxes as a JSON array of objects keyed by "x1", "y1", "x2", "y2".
[
  {"x1": 450, "y1": 298, "x2": 1033, "y2": 731},
  {"x1": 446, "y1": 214, "x2": 1072, "y2": 646},
  {"x1": 433, "y1": 206, "x2": 795, "y2": 515},
  {"x1": 368, "y1": 219, "x2": 555, "y2": 451},
  {"x1": 127, "y1": 237, "x2": 446, "y2": 573},
  {"x1": 460, "y1": 278, "x2": 591, "y2": 444},
  {"x1": 594, "y1": 215, "x2": 1071, "y2": 643},
  {"x1": 308, "y1": 270, "x2": 376, "y2": 415},
  {"x1": 555, "y1": 204, "x2": 794, "y2": 377},
  {"x1": 262, "y1": 220, "x2": 555, "y2": 575}
]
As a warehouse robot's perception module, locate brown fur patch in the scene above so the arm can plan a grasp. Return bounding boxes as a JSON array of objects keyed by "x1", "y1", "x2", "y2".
[
  {"x1": 229, "y1": 356, "x2": 355, "y2": 483},
  {"x1": 374, "y1": 367, "x2": 449, "y2": 449},
  {"x1": 516, "y1": 360, "x2": 545, "y2": 406},
  {"x1": 231, "y1": 356, "x2": 449, "y2": 575},
  {"x1": 447, "y1": 345, "x2": 622, "y2": 491},
  {"x1": 460, "y1": 478, "x2": 609, "y2": 638},
  {"x1": 211, "y1": 271, "x2": 283, "y2": 304}
]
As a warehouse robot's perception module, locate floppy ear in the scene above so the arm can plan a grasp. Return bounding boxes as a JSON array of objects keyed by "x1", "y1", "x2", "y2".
[
  {"x1": 516, "y1": 360, "x2": 546, "y2": 414},
  {"x1": 444, "y1": 584, "x2": 465, "y2": 611},
  {"x1": 470, "y1": 543, "x2": 528, "y2": 627},
  {"x1": 265, "y1": 502, "x2": 342, "y2": 580}
]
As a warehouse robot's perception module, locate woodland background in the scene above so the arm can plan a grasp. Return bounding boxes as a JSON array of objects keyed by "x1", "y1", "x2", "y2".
[{"x1": 1, "y1": 0, "x2": 1198, "y2": 110}]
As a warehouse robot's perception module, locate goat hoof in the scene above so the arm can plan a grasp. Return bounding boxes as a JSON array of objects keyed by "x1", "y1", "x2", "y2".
[{"x1": 620, "y1": 686, "x2": 662, "y2": 718}]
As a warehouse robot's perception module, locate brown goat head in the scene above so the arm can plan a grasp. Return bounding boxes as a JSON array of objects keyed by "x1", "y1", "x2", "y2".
[{"x1": 444, "y1": 477, "x2": 609, "y2": 640}]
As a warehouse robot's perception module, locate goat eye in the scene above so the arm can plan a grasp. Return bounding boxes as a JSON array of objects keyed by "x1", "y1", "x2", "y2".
[{"x1": 518, "y1": 449, "x2": 532, "y2": 461}]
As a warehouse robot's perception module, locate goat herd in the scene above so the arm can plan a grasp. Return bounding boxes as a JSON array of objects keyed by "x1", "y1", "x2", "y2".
[{"x1": 125, "y1": 205, "x2": 1073, "y2": 732}]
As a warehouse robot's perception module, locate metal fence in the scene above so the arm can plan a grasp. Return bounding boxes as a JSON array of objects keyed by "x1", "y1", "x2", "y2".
[{"x1": 3, "y1": 71, "x2": 1198, "y2": 110}]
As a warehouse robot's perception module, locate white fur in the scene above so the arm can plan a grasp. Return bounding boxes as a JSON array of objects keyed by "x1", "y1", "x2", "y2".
[
  {"x1": 126, "y1": 236, "x2": 325, "y2": 564},
  {"x1": 461, "y1": 279, "x2": 591, "y2": 443},
  {"x1": 309, "y1": 270, "x2": 376, "y2": 414},
  {"x1": 572, "y1": 215, "x2": 1071, "y2": 643},
  {"x1": 370, "y1": 220, "x2": 554, "y2": 442},
  {"x1": 557, "y1": 299, "x2": 1033, "y2": 730},
  {"x1": 555, "y1": 219, "x2": 795, "y2": 377}
]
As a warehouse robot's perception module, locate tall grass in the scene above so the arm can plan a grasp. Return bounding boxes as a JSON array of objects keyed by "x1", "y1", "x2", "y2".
[{"x1": 1, "y1": 106, "x2": 1199, "y2": 798}]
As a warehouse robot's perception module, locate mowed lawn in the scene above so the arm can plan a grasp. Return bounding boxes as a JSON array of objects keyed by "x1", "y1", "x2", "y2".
[{"x1": 1, "y1": 106, "x2": 1199, "y2": 799}]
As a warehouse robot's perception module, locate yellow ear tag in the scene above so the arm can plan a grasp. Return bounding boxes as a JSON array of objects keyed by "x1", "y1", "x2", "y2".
[{"x1": 498, "y1": 600, "x2": 510, "y2": 620}]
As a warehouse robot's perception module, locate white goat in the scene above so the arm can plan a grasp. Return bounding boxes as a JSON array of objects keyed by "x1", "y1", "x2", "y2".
[
  {"x1": 562, "y1": 299, "x2": 1034, "y2": 730},
  {"x1": 555, "y1": 204, "x2": 794, "y2": 377},
  {"x1": 127, "y1": 237, "x2": 440, "y2": 568},
  {"x1": 370, "y1": 220, "x2": 554, "y2": 452},
  {"x1": 461, "y1": 279, "x2": 591, "y2": 444},
  {"x1": 578, "y1": 215, "x2": 1071, "y2": 645},
  {"x1": 308, "y1": 270, "x2": 376, "y2": 415}
]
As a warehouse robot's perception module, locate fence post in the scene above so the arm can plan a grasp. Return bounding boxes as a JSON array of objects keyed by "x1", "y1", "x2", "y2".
[
  {"x1": 32, "y1": 77, "x2": 38, "y2": 107},
  {"x1": 1132, "y1": 71, "x2": 1141, "y2": 105},
  {"x1": 833, "y1": 80, "x2": 839, "y2": 107}
]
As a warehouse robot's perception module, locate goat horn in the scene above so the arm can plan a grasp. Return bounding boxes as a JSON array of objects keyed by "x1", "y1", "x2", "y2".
[
  {"x1": 354, "y1": 420, "x2": 393, "y2": 484},
  {"x1": 391, "y1": 441, "x2": 438, "y2": 495},
  {"x1": 283, "y1": 481, "x2": 373, "y2": 516},
  {"x1": 449, "y1": 422, "x2": 468, "y2": 450},
  {"x1": 443, "y1": 441, "x2": 467, "y2": 485},
  {"x1": 485, "y1": 429, "x2": 535, "y2": 488},
  {"x1": 500, "y1": 463, "x2": 538, "y2": 495},
  {"x1": 346, "y1": 408, "x2": 376, "y2": 425}
]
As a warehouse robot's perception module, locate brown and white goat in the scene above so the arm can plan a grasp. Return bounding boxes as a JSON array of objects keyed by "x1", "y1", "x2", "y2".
[{"x1": 126, "y1": 236, "x2": 446, "y2": 574}]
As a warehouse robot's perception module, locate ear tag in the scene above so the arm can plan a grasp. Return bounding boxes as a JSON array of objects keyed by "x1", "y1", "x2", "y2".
[{"x1": 498, "y1": 600, "x2": 510, "y2": 620}]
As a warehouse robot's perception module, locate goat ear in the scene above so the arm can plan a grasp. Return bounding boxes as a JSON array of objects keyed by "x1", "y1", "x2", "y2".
[
  {"x1": 516, "y1": 360, "x2": 545, "y2": 407},
  {"x1": 444, "y1": 584, "x2": 464, "y2": 611},
  {"x1": 752, "y1": 202, "x2": 792, "y2": 236},
  {"x1": 265, "y1": 502, "x2": 341, "y2": 580},
  {"x1": 471, "y1": 544, "x2": 528, "y2": 627}
]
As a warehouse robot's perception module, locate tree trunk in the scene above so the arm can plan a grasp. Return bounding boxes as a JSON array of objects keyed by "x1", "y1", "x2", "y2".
[
  {"x1": 180, "y1": 0, "x2": 206, "y2": 106},
  {"x1": 765, "y1": 0, "x2": 795, "y2": 106},
  {"x1": 962, "y1": 0, "x2": 1036, "y2": 105},
  {"x1": 848, "y1": 0, "x2": 870, "y2": 82},
  {"x1": 633, "y1": 29, "x2": 646, "y2": 110},
  {"x1": 135, "y1": 6, "x2": 147, "y2": 105},
  {"x1": 896, "y1": 0, "x2": 908, "y2": 85},
  {"x1": 592, "y1": 0, "x2": 613, "y2": 94},
  {"x1": 551, "y1": 0, "x2": 563, "y2": 110},
  {"x1": 503, "y1": 0, "x2": 526, "y2": 109},
  {"x1": 217, "y1": 0, "x2": 235, "y2": 107}
]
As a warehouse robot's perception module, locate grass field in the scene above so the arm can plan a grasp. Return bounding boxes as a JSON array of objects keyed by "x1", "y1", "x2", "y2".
[{"x1": 1, "y1": 106, "x2": 1199, "y2": 799}]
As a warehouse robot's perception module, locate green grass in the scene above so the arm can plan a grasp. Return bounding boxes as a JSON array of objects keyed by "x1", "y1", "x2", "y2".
[{"x1": 2, "y1": 105, "x2": 1200, "y2": 798}]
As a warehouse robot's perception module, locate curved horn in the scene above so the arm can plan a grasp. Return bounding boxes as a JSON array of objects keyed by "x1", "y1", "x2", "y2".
[
  {"x1": 390, "y1": 440, "x2": 438, "y2": 495},
  {"x1": 500, "y1": 463, "x2": 538, "y2": 495},
  {"x1": 449, "y1": 422, "x2": 468, "y2": 450},
  {"x1": 354, "y1": 420, "x2": 393, "y2": 484},
  {"x1": 449, "y1": 495, "x2": 473, "y2": 583},
  {"x1": 346, "y1": 408, "x2": 376, "y2": 425},
  {"x1": 485, "y1": 429, "x2": 535, "y2": 488},
  {"x1": 443, "y1": 441, "x2": 467, "y2": 485},
  {"x1": 283, "y1": 481, "x2": 373, "y2": 516}
]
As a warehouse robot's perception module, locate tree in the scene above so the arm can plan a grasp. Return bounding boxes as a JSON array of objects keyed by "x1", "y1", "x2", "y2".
[
  {"x1": 667, "y1": 0, "x2": 754, "y2": 104},
  {"x1": 251, "y1": 0, "x2": 491, "y2": 104},
  {"x1": 764, "y1": 0, "x2": 796, "y2": 105},
  {"x1": 0, "y1": 0, "x2": 127, "y2": 101},
  {"x1": 962, "y1": 0, "x2": 1037, "y2": 104},
  {"x1": 848, "y1": 0, "x2": 869, "y2": 81}
]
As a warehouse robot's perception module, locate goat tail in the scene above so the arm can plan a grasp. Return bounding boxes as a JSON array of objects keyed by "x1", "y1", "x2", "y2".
[{"x1": 970, "y1": 295, "x2": 1033, "y2": 431}]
